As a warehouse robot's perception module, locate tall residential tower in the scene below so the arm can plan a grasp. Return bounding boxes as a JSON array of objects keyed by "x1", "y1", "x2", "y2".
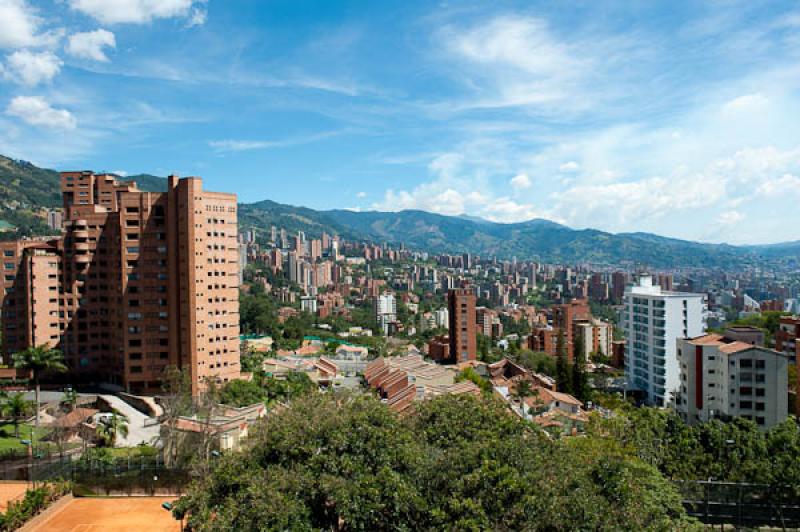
[
  {"x1": 622, "y1": 276, "x2": 706, "y2": 406},
  {"x1": 0, "y1": 172, "x2": 240, "y2": 395}
]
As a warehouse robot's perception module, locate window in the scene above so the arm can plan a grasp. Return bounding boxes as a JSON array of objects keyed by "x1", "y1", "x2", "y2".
[
  {"x1": 740, "y1": 359, "x2": 753, "y2": 368},
  {"x1": 755, "y1": 360, "x2": 765, "y2": 369},
  {"x1": 739, "y1": 401, "x2": 752, "y2": 409}
]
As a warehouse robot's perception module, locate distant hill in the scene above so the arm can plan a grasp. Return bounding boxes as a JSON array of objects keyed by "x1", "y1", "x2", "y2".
[
  {"x1": 0, "y1": 155, "x2": 796, "y2": 268},
  {"x1": 0, "y1": 156, "x2": 62, "y2": 238},
  {"x1": 123, "y1": 174, "x2": 168, "y2": 192},
  {"x1": 320, "y1": 209, "x2": 757, "y2": 268}
]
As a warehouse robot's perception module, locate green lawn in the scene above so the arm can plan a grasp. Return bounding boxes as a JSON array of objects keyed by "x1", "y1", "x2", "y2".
[{"x1": 0, "y1": 422, "x2": 51, "y2": 453}]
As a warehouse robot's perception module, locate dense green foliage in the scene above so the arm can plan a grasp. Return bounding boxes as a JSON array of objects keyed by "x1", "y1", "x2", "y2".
[
  {"x1": 590, "y1": 406, "x2": 800, "y2": 494},
  {"x1": 510, "y1": 349, "x2": 556, "y2": 377},
  {"x1": 454, "y1": 367, "x2": 492, "y2": 395},
  {"x1": 219, "y1": 373, "x2": 315, "y2": 407},
  {"x1": 725, "y1": 310, "x2": 790, "y2": 345},
  {"x1": 0, "y1": 480, "x2": 72, "y2": 530},
  {"x1": 174, "y1": 393, "x2": 696, "y2": 531}
]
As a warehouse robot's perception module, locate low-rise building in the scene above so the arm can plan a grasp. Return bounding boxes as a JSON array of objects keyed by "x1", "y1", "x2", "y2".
[
  {"x1": 675, "y1": 334, "x2": 790, "y2": 429},
  {"x1": 363, "y1": 354, "x2": 480, "y2": 413}
]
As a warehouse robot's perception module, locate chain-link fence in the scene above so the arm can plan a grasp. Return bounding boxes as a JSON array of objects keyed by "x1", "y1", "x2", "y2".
[
  {"x1": 675, "y1": 480, "x2": 800, "y2": 529},
  {"x1": 12, "y1": 454, "x2": 191, "y2": 496}
]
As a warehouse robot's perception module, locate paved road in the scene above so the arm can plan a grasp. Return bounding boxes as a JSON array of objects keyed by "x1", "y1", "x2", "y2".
[
  {"x1": 19, "y1": 390, "x2": 161, "y2": 448},
  {"x1": 98, "y1": 395, "x2": 161, "y2": 447}
]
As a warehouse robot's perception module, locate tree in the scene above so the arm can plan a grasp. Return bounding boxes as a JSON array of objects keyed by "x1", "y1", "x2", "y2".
[
  {"x1": 3, "y1": 393, "x2": 32, "y2": 438},
  {"x1": 218, "y1": 379, "x2": 265, "y2": 407},
  {"x1": 96, "y1": 410, "x2": 129, "y2": 447},
  {"x1": 174, "y1": 393, "x2": 697, "y2": 530},
  {"x1": 160, "y1": 366, "x2": 194, "y2": 467},
  {"x1": 12, "y1": 346, "x2": 67, "y2": 428},
  {"x1": 571, "y1": 335, "x2": 591, "y2": 403},
  {"x1": 512, "y1": 380, "x2": 533, "y2": 403},
  {"x1": 62, "y1": 389, "x2": 78, "y2": 412},
  {"x1": 455, "y1": 367, "x2": 492, "y2": 395},
  {"x1": 512, "y1": 349, "x2": 556, "y2": 376},
  {"x1": 555, "y1": 329, "x2": 572, "y2": 394}
]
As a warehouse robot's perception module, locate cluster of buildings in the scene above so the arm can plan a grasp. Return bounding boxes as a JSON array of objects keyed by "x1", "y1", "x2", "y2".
[
  {"x1": 0, "y1": 172, "x2": 240, "y2": 395},
  {"x1": 622, "y1": 275, "x2": 797, "y2": 427}
]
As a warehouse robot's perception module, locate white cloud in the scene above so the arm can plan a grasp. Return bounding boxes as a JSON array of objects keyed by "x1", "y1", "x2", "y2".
[
  {"x1": 66, "y1": 29, "x2": 116, "y2": 62},
  {"x1": 440, "y1": 16, "x2": 585, "y2": 110},
  {"x1": 112, "y1": 169, "x2": 128, "y2": 176},
  {"x1": 510, "y1": 173, "x2": 531, "y2": 190},
  {"x1": 186, "y1": 6, "x2": 207, "y2": 27},
  {"x1": 721, "y1": 93, "x2": 769, "y2": 115},
  {"x1": 209, "y1": 130, "x2": 345, "y2": 152},
  {"x1": 559, "y1": 161, "x2": 580, "y2": 172},
  {"x1": 6, "y1": 96, "x2": 77, "y2": 130},
  {"x1": 3, "y1": 50, "x2": 61, "y2": 86},
  {"x1": 0, "y1": 0, "x2": 51, "y2": 49},
  {"x1": 756, "y1": 172, "x2": 800, "y2": 197},
  {"x1": 68, "y1": 0, "x2": 204, "y2": 25},
  {"x1": 716, "y1": 211, "x2": 744, "y2": 225},
  {"x1": 356, "y1": 191, "x2": 367, "y2": 198}
]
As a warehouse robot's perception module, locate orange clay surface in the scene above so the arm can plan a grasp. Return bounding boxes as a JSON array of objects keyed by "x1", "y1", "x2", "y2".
[
  {"x1": 26, "y1": 497, "x2": 181, "y2": 531},
  {"x1": 0, "y1": 482, "x2": 29, "y2": 511}
]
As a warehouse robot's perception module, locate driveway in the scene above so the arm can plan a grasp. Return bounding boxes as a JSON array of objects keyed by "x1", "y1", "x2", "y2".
[{"x1": 97, "y1": 395, "x2": 161, "y2": 448}]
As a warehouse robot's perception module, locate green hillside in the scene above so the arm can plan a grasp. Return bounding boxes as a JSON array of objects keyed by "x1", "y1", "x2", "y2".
[
  {"x1": 0, "y1": 155, "x2": 795, "y2": 268},
  {"x1": 0, "y1": 156, "x2": 61, "y2": 239}
]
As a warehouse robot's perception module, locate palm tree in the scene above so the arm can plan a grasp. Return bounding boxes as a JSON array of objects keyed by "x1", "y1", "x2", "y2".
[
  {"x1": 513, "y1": 380, "x2": 534, "y2": 402},
  {"x1": 62, "y1": 389, "x2": 78, "y2": 412},
  {"x1": 12, "y1": 345, "x2": 67, "y2": 428},
  {"x1": 3, "y1": 393, "x2": 32, "y2": 438},
  {"x1": 96, "y1": 410, "x2": 129, "y2": 448}
]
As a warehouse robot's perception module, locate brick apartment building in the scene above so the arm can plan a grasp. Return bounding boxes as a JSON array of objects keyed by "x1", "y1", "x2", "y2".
[
  {"x1": 447, "y1": 287, "x2": 477, "y2": 363},
  {"x1": 0, "y1": 172, "x2": 240, "y2": 395}
]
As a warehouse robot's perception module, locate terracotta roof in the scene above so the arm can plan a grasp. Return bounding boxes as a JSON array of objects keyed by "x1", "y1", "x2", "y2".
[
  {"x1": 49, "y1": 408, "x2": 99, "y2": 428},
  {"x1": 524, "y1": 387, "x2": 582, "y2": 408},
  {"x1": 687, "y1": 333, "x2": 725, "y2": 345},
  {"x1": 718, "y1": 341, "x2": 754, "y2": 354}
]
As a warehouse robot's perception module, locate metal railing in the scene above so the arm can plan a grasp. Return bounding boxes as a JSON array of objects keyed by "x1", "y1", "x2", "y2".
[{"x1": 675, "y1": 480, "x2": 800, "y2": 529}]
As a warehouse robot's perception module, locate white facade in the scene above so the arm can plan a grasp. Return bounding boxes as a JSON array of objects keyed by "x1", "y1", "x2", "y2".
[
  {"x1": 623, "y1": 276, "x2": 706, "y2": 406},
  {"x1": 300, "y1": 296, "x2": 318, "y2": 314},
  {"x1": 373, "y1": 293, "x2": 397, "y2": 335},
  {"x1": 675, "y1": 335, "x2": 789, "y2": 429}
]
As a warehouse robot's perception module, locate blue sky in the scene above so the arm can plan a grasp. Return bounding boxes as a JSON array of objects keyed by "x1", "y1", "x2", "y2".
[{"x1": 1, "y1": 1, "x2": 799, "y2": 245}]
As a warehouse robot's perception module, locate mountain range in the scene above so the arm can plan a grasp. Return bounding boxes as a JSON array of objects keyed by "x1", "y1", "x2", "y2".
[{"x1": 0, "y1": 155, "x2": 796, "y2": 269}]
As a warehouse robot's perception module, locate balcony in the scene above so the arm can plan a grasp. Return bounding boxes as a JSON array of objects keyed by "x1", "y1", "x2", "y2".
[
  {"x1": 75, "y1": 255, "x2": 91, "y2": 264},
  {"x1": 73, "y1": 242, "x2": 90, "y2": 251}
]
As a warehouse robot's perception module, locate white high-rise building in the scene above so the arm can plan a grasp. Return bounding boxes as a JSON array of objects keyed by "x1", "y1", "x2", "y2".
[
  {"x1": 373, "y1": 293, "x2": 397, "y2": 335},
  {"x1": 623, "y1": 276, "x2": 706, "y2": 406}
]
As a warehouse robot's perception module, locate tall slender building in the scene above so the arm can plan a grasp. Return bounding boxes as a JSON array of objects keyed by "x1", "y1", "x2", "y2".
[
  {"x1": 0, "y1": 172, "x2": 240, "y2": 395},
  {"x1": 448, "y1": 287, "x2": 477, "y2": 363},
  {"x1": 622, "y1": 276, "x2": 706, "y2": 406}
]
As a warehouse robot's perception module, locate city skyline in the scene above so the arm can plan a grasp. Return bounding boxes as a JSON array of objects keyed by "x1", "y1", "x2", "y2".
[{"x1": 1, "y1": 1, "x2": 800, "y2": 245}]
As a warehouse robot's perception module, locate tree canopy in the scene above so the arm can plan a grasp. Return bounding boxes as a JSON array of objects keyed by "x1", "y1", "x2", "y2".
[{"x1": 174, "y1": 393, "x2": 697, "y2": 531}]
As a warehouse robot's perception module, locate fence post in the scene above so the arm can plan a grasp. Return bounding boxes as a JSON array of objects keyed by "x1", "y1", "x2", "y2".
[{"x1": 737, "y1": 483, "x2": 742, "y2": 529}]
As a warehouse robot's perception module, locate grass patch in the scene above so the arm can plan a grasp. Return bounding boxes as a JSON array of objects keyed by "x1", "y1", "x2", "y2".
[{"x1": 0, "y1": 422, "x2": 50, "y2": 452}]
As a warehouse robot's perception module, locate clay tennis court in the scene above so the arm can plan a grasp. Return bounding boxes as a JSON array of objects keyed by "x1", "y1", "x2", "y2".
[
  {"x1": 26, "y1": 496, "x2": 181, "y2": 531},
  {"x1": 0, "y1": 482, "x2": 29, "y2": 511}
]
